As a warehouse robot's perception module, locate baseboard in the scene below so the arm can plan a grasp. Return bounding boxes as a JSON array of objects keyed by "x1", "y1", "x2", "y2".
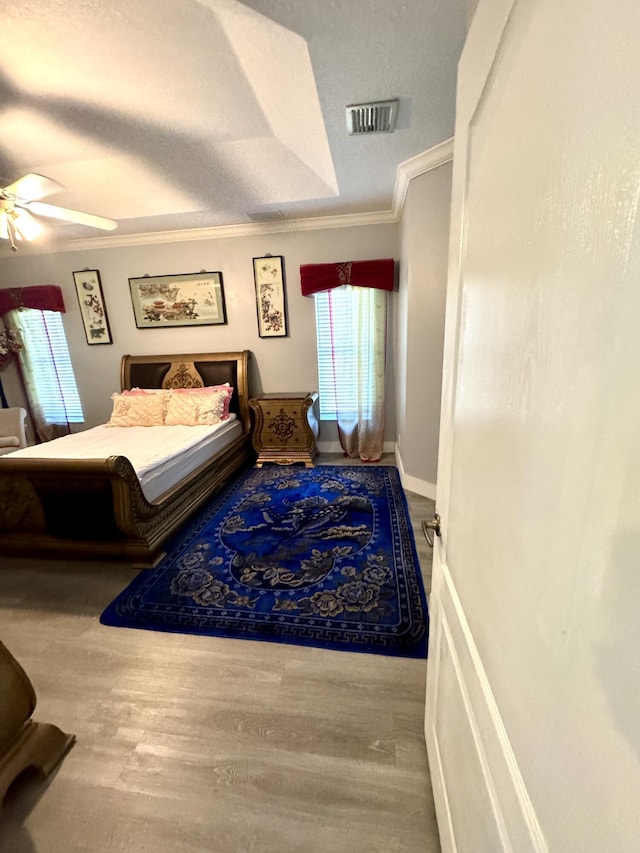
[
  {"x1": 395, "y1": 446, "x2": 437, "y2": 499},
  {"x1": 425, "y1": 559, "x2": 547, "y2": 853},
  {"x1": 316, "y1": 440, "x2": 396, "y2": 455}
]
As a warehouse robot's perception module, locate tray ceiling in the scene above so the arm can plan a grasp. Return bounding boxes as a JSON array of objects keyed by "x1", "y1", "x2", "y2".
[{"x1": 0, "y1": 0, "x2": 471, "y2": 247}]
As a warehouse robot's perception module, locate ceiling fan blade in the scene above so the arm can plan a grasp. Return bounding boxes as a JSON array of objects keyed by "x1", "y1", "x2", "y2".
[
  {"x1": 4, "y1": 173, "x2": 63, "y2": 201},
  {"x1": 27, "y1": 201, "x2": 117, "y2": 231}
]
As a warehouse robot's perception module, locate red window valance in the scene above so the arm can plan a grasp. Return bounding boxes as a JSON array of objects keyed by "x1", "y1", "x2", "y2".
[
  {"x1": 300, "y1": 258, "x2": 395, "y2": 296},
  {"x1": 0, "y1": 285, "x2": 66, "y2": 316}
]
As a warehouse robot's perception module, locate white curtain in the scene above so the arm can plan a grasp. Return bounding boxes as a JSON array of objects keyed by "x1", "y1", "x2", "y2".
[{"x1": 324, "y1": 285, "x2": 388, "y2": 461}]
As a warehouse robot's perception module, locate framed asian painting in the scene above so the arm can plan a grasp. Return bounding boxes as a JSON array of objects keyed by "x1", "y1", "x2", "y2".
[
  {"x1": 73, "y1": 269, "x2": 113, "y2": 345},
  {"x1": 128, "y1": 271, "x2": 227, "y2": 329},
  {"x1": 253, "y1": 255, "x2": 288, "y2": 338}
]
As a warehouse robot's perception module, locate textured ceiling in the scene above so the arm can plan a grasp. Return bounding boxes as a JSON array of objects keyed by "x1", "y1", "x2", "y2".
[{"x1": 0, "y1": 0, "x2": 471, "y2": 246}]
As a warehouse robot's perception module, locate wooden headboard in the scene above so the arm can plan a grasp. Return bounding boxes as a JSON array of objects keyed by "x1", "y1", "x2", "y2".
[{"x1": 120, "y1": 350, "x2": 251, "y2": 430}]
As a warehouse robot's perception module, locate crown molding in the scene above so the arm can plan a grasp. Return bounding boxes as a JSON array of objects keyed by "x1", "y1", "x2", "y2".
[
  {"x1": 0, "y1": 137, "x2": 453, "y2": 258},
  {"x1": 0, "y1": 209, "x2": 399, "y2": 257},
  {"x1": 392, "y1": 136, "x2": 454, "y2": 219}
]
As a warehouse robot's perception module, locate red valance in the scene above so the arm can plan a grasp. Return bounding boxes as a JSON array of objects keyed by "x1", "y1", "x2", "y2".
[
  {"x1": 0, "y1": 285, "x2": 66, "y2": 316},
  {"x1": 300, "y1": 258, "x2": 395, "y2": 296}
]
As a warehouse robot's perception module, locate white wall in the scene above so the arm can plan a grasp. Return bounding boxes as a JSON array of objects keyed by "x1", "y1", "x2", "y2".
[
  {"x1": 396, "y1": 163, "x2": 452, "y2": 497},
  {"x1": 0, "y1": 223, "x2": 397, "y2": 441}
]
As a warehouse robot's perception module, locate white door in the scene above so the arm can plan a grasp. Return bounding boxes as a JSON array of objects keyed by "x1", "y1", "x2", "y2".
[{"x1": 425, "y1": 1, "x2": 640, "y2": 851}]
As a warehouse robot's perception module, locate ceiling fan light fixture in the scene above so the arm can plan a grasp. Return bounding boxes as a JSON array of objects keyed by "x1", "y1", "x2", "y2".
[
  {"x1": 0, "y1": 208, "x2": 19, "y2": 251},
  {"x1": 0, "y1": 206, "x2": 42, "y2": 244},
  {"x1": 0, "y1": 196, "x2": 47, "y2": 252},
  {"x1": 14, "y1": 208, "x2": 42, "y2": 241}
]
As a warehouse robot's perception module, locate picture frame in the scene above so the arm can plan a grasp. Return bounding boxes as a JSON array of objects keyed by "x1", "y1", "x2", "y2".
[
  {"x1": 128, "y1": 271, "x2": 227, "y2": 329},
  {"x1": 253, "y1": 255, "x2": 288, "y2": 338},
  {"x1": 73, "y1": 269, "x2": 113, "y2": 345}
]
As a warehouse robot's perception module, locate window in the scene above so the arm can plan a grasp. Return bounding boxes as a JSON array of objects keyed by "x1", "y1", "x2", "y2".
[
  {"x1": 13, "y1": 309, "x2": 84, "y2": 423},
  {"x1": 313, "y1": 285, "x2": 386, "y2": 420}
]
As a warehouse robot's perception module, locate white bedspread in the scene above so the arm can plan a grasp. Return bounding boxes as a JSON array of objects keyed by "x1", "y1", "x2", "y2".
[{"x1": 8, "y1": 416, "x2": 241, "y2": 502}]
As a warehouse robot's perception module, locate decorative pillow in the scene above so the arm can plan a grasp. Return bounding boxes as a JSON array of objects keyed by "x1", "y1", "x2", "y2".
[
  {"x1": 107, "y1": 391, "x2": 168, "y2": 427},
  {"x1": 164, "y1": 388, "x2": 229, "y2": 426},
  {"x1": 0, "y1": 436, "x2": 20, "y2": 448},
  {"x1": 221, "y1": 387, "x2": 233, "y2": 419},
  {"x1": 168, "y1": 385, "x2": 234, "y2": 420}
]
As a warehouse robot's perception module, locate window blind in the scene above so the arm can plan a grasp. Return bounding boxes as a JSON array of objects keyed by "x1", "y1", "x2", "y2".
[
  {"x1": 18, "y1": 310, "x2": 84, "y2": 423},
  {"x1": 314, "y1": 288, "x2": 376, "y2": 420}
]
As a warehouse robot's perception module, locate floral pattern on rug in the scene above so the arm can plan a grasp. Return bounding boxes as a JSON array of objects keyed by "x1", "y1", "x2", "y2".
[{"x1": 101, "y1": 465, "x2": 428, "y2": 658}]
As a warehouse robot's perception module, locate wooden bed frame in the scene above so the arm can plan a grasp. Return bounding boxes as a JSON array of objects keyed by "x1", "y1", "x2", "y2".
[{"x1": 0, "y1": 351, "x2": 254, "y2": 567}]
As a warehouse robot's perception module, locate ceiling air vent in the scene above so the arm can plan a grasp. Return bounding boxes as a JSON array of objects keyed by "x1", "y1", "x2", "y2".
[
  {"x1": 346, "y1": 99, "x2": 398, "y2": 135},
  {"x1": 247, "y1": 210, "x2": 284, "y2": 222}
]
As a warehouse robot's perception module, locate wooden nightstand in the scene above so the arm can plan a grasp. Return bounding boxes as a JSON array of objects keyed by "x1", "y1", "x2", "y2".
[{"x1": 249, "y1": 392, "x2": 319, "y2": 467}]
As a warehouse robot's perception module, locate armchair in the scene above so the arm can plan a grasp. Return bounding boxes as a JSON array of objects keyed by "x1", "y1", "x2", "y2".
[{"x1": 0, "y1": 407, "x2": 27, "y2": 457}]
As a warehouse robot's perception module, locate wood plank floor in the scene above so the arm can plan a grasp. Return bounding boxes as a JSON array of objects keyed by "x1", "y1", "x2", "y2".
[{"x1": 0, "y1": 454, "x2": 440, "y2": 853}]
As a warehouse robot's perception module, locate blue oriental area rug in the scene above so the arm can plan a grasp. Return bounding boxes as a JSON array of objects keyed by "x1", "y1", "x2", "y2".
[{"x1": 101, "y1": 465, "x2": 429, "y2": 658}]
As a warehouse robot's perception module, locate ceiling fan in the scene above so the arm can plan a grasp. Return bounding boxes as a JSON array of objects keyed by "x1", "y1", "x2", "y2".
[{"x1": 0, "y1": 173, "x2": 117, "y2": 251}]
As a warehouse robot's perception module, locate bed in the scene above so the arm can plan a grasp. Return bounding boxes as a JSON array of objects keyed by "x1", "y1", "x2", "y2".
[{"x1": 0, "y1": 351, "x2": 254, "y2": 566}]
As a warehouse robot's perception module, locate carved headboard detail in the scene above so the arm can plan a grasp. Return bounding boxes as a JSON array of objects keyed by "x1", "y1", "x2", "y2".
[{"x1": 161, "y1": 362, "x2": 204, "y2": 389}]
